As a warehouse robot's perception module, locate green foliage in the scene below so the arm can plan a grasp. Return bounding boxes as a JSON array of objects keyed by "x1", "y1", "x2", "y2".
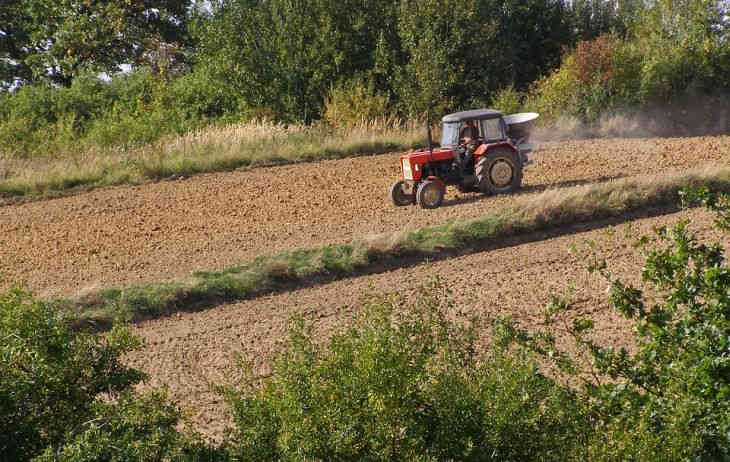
[
  {"x1": 166, "y1": 68, "x2": 244, "y2": 123},
  {"x1": 0, "y1": 68, "x2": 210, "y2": 157},
  {"x1": 323, "y1": 78, "x2": 390, "y2": 128},
  {"x1": 489, "y1": 85, "x2": 525, "y2": 115},
  {"x1": 0, "y1": 0, "x2": 189, "y2": 87},
  {"x1": 33, "y1": 391, "x2": 221, "y2": 462},
  {"x1": 0, "y1": 287, "x2": 145, "y2": 461},
  {"x1": 194, "y1": 0, "x2": 397, "y2": 122},
  {"x1": 496, "y1": 188, "x2": 730, "y2": 460},
  {"x1": 528, "y1": 0, "x2": 730, "y2": 123},
  {"x1": 223, "y1": 284, "x2": 583, "y2": 461},
  {"x1": 393, "y1": 0, "x2": 490, "y2": 116}
]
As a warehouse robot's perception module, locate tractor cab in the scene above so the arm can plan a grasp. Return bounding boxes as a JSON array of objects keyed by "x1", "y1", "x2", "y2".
[
  {"x1": 391, "y1": 108, "x2": 539, "y2": 209},
  {"x1": 440, "y1": 109, "x2": 506, "y2": 149}
]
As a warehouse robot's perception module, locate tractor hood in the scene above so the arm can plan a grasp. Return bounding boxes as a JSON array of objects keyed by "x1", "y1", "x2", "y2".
[
  {"x1": 403, "y1": 147, "x2": 455, "y2": 164},
  {"x1": 399, "y1": 148, "x2": 456, "y2": 181}
]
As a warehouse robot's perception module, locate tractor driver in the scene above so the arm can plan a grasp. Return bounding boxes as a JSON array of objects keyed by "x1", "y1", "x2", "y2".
[{"x1": 458, "y1": 120, "x2": 479, "y2": 170}]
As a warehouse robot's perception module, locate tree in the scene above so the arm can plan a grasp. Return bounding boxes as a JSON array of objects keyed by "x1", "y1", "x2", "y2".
[
  {"x1": 0, "y1": 0, "x2": 190, "y2": 88},
  {"x1": 196, "y1": 0, "x2": 397, "y2": 122},
  {"x1": 391, "y1": 0, "x2": 572, "y2": 115},
  {"x1": 493, "y1": 0, "x2": 572, "y2": 90},
  {"x1": 392, "y1": 0, "x2": 498, "y2": 116}
]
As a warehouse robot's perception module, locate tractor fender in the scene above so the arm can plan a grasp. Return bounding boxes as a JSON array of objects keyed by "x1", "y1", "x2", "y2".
[
  {"x1": 426, "y1": 176, "x2": 446, "y2": 193},
  {"x1": 485, "y1": 142, "x2": 518, "y2": 155},
  {"x1": 475, "y1": 142, "x2": 519, "y2": 160}
]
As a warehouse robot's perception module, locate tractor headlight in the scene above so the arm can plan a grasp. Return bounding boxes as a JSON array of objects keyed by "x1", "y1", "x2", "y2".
[{"x1": 402, "y1": 159, "x2": 413, "y2": 180}]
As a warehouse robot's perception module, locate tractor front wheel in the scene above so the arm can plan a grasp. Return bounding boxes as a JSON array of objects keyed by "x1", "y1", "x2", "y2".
[
  {"x1": 391, "y1": 180, "x2": 415, "y2": 206},
  {"x1": 416, "y1": 180, "x2": 444, "y2": 209},
  {"x1": 475, "y1": 147, "x2": 523, "y2": 195}
]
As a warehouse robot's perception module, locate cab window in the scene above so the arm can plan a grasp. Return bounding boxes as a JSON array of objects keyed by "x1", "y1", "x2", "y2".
[
  {"x1": 483, "y1": 118, "x2": 504, "y2": 141},
  {"x1": 440, "y1": 122, "x2": 460, "y2": 147}
]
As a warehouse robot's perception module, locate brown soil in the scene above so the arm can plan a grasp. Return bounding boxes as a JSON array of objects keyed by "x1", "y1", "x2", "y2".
[
  {"x1": 127, "y1": 208, "x2": 727, "y2": 439},
  {"x1": 1, "y1": 136, "x2": 729, "y2": 297}
]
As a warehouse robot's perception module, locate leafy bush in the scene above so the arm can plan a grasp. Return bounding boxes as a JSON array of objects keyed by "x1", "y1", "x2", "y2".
[
  {"x1": 496, "y1": 188, "x2": 730, "y2": 460},
  {"x1": 323, "y1": 78, "x2": 390, "y2": 128},
  {"x1": 0, "y1": 287, "x2": 145, "y2": 461},
  {"x1": 0, "y1": 69, "x2": 198, "y2": 156},
  {"x1": 526, "y1": 35, "x2": 643, "y2": 122},
  {"x1": 525, "y1": 59, "x2": 580, "y2": 121},
  {"x1": 489, "y1": 85, "x2": 525, "y2": 115},
  {"x1": 166, "y1": 69, "x2": 244, "y2": 123},
  {"x1": 33, "y1": 391, "x2": 221, "y2": 462},
  {"x1": 222, "y1": 283, "x2": 585, "y2": 461}
]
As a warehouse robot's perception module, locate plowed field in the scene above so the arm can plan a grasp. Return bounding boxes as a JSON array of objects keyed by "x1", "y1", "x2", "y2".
[
  {"x1": 2, "y1": 135, "x2": 729, "y2": 438},
  {"x1": 1, "y1": 136, "x2": 729, "y2": 297},
  {"x1": 128, "y1": 208, "x2": 727, "y2": 438}
]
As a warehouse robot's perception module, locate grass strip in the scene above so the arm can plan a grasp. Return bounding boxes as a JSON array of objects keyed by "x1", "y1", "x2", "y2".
[
  {"x1": 60, "y1": 165, "x2": 730, "y2": 327},
  {"x1": 0, "y1": 120, "x2": 424, "y2": 201}
]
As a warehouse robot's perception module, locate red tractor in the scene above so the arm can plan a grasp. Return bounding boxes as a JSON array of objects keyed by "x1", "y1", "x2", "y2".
[{"x1": 391, "y1": 109, "x2": 539, "y2": 209}]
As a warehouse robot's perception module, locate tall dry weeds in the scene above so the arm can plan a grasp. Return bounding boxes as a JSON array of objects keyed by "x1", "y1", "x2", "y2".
[{"x1": 0, "y1": 118, "x2": 424, "y2": 198}]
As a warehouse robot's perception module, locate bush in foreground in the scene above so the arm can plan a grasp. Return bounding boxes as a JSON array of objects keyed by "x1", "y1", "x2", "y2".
[
  {"x1": 222, "y1": 284, "x2": 585, "y2": 461},
  {"x1": 0, "y1": 287, "x2": 145, "y2": 461},
  {"x1": 0, "y1": 287, "x2": 216, "y2": 462},
  {"x1": 497, "y1": 188, "x2": 730, "y2": 460},
  {"x1": 34, "y1": 391, "x2": 219, "y2": 462}
]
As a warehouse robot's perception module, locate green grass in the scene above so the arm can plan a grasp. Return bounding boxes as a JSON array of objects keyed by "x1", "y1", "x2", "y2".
[
  {"x1": 0, "y1": 119, "x2": 424, "y2": 200},
  {"x1": 58, "y1": 165, "x2": 730, "y2": 326}
]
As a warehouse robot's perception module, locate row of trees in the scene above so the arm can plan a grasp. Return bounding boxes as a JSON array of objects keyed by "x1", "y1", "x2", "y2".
[
  {"x1": 0, "y1": 0, "x2": 728, "y2": 156},
  {"x1": 1, "y1": 0, "x2": 647, "y2": 119},
  {"x1": 195, "y1": 0, "x2": 584, "y2": 121}
]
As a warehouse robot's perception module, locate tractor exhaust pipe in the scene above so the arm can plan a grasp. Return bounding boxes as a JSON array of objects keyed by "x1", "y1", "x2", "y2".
[
  {"x1": 426, "y1": 124, "x2": 433, "y2": 155},
  {"x1": 426, "y1": 112, "x2": 434, "y2": 160}
]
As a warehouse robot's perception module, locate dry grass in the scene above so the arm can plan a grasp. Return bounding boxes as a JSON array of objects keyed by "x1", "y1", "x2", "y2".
[{"x1": 0, "y1": 118, "x2": 424, "y2": 199}]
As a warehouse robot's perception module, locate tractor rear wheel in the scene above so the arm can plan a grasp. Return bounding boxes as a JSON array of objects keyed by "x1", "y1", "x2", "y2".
[
  {"x1": 475, "y1": 147, "x2": 523, "y2": 195},
  {"x1": 391, "y1": 180, "x2": 415, "y2": 206},
  {"x1": 416, "y1": 180, "x2": 444, "y2": 209}
]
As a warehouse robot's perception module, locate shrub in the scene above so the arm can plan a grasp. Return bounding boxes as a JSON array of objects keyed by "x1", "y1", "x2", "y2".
[
  {"x1": 222, "y1": 283, "x2": 585, "y2": 461},
  {"x1": 167, "y1": 68, "x2": 244, "y2": 123},
  {"x1": 489, "y1": 85, "x2": 524, "y2": 115},
  {"x1": 323, "y1": 78, "x2": 391, "y2": 128},
  {"x1": 524, "y1": 61, "x2": 580, "y2": 121},
  {"x1": 526, "y1": 35, "x2": 644, "y2": 122},
  {"x1": 33, "y1": 391, "x2": 221, "y2": 462},
  {"x1": 496, "y1": 187, "x2": 730, "y2": 460},
  {"x1": 0, "y1": 287, "x2": 145, "y2": 461}
]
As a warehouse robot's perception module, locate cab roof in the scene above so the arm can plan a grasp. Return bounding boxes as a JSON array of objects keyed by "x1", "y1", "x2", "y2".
[{"x1": 441, "y1": 109, "x2": 502, "y2": 123}]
